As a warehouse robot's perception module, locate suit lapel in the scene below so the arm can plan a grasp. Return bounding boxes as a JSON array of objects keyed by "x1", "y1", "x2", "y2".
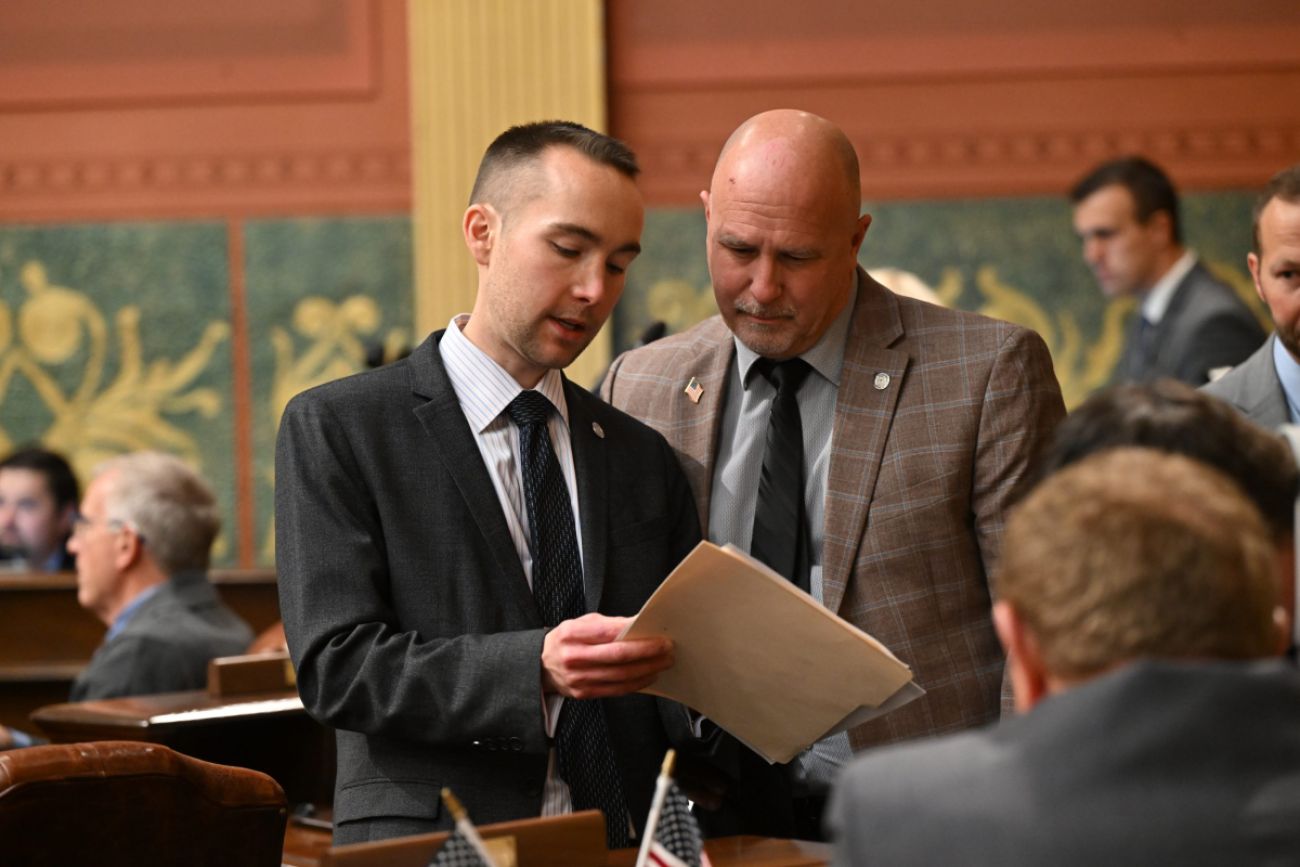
[
  {"x1": 1148, "y1": 264, "x2": 1198, "y2": 372},
  {"x1": 565, "y1": 381, "x2": 608, "y2": 612},
  {"x1": 408, "y1": 333, "x2": 539, "y2": 625},
  {"x1": 821, "y1": 275, "x2": 909, "y2": 616},
  {"x1": 676, "y1": 327, "x2": 734, "y2": 537},
  {"x1": 1239, "y1": 336, "x2": 1290, "y2": 428}
]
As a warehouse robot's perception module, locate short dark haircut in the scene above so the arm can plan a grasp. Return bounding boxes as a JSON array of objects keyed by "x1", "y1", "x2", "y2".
[
  {"x1": 1025, "y1": 379, "x2": 1298, "y2": 541},
  {"x1": 0, "y1": 446, "x2": 79, "y2": 511},
  {"x1": 1252, "y1": 164, "x2": 1300, "y2": 253},
  {"x1": 467, "y1": 120, "x2": 639, "y2": 208},
  {"x1": 1069, "y1": 156, "x2": 1183, "y2": 245}
]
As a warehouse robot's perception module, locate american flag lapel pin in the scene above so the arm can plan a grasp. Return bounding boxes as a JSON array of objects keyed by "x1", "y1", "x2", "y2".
[{"x1": 684, "y1": 376, "x2": 704, "y2": 404}]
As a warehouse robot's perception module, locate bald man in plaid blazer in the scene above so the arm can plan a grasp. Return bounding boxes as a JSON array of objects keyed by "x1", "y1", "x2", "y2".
[{"x1": 601, "y1": 110, "x2": 1065, "y2": 838}]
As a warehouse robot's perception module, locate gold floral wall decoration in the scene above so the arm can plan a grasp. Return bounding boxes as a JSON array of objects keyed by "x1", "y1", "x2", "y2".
[{"x1": 0, "y1": 260, "x2": 228, "y2": 480}]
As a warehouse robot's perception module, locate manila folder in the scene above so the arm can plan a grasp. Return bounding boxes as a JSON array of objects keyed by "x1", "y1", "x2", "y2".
[{"x1": 620, "y1": 541, "x2": 917, "y2": 763}]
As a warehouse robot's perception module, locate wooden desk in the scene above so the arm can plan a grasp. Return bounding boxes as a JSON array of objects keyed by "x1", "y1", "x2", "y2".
[
  {"x1": 30, "y1": 688, "x2": 334, "y2": 806},
  {"x1": 0, "y1": 569, "x2": 280, "y2": 729},
  {"x1": 281, "y1": 812, "x2": 830, "y2": 867}
]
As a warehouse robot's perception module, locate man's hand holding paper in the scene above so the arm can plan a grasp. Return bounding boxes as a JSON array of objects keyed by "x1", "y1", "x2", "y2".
[{"x1": 620, "y1": 542, "x2": 922, "y2": 764}]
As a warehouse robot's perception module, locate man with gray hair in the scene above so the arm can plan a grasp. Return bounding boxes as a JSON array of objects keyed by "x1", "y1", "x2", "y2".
[{"x1": 64, "y1": 451, "x2": 251, "y2": 700}]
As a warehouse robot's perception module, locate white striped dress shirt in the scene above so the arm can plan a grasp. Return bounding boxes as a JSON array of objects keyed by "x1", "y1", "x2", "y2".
[{"x1": 439, "y1": 315, "x2": 579, "y2": 817}]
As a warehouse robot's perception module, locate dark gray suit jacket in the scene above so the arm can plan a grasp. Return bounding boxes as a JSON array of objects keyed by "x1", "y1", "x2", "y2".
[
  {"x1": 828, "y1": 659, "x2": 1300, "y2": 866},
  {"x1": 1202, "y1": 334, "x2": 1290, "y2": 429},
  {"x1": 70, "y1": 571, "x2": 252, "y2": 701},
  {"x1": 1115, "y1": 261, "x2": 1266, "y2": 386},
  {"x1": 275, "y1": 331, "x2": 701, "y2": 838}
]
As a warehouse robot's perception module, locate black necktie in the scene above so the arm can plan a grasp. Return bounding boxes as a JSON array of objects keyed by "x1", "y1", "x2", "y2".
[
  {"x1": 506, "y1": 390, "x2": 630, "y2": 848},
  {"x1": 1131, "y1": 315, "x2": 1157, "y2": 379},
  {"x1": 749, "y1": 358, "x2": 813, "y2": 593}
]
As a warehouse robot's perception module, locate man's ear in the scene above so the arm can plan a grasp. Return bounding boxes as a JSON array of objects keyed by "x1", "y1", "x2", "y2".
[
  {"x1": 1146, "y1": 208, "x2": 1175, "y2": 247},
  {"x1": 463, "y1": 203, "x2": 499, "y2": 267},
  {"x1": 699, "y1": 189, "x2": 710, "y2": 221},
  {"x1": 113, "y1": 526, "x2": 145, "y2": 572},
  {"x1": 850, "y1": 213, "x2": 872, "y2": 257},
  {"x1": 993, "y1": 600, "x2": 1050, "y2": 713},
  {"x1": 1248, "y1": 251, "x2": 1265, "y2": 304}
]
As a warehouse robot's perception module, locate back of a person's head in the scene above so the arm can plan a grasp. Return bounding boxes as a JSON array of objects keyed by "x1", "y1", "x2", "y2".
[
  {"x1": 95, "y1": 452, "x2": 220, "y2": 576},
  {"x1": 0, "y1": 446, "x2": 79, "y2": 511},
  {"x1": 1001, "y1": 448, "x2": 1280, "y2": 681},
  {"x1": 1028, "y1": 379, "x2": 1298, "y2": 541}
]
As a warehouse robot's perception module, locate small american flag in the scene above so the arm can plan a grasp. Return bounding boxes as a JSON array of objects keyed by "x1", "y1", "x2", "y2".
[
  {"x1": 427, "y1": 788, "x2": 498, "y2": 867},
  {"x1": 636, "y1": 750, "x2": 709, "y2": 867}
]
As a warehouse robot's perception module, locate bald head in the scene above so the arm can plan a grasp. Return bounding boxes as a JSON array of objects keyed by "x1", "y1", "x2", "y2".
[
  {"x1": 712, "y1": 110, "x2": 861, "y2": 222},
  {"x1": 703, "y1": 109, "x2": 870, "y2": 360}
]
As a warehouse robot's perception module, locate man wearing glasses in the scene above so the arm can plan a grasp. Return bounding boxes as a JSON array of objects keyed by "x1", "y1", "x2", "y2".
[
  {"x1": 64, "y1": 450, "x2": 251, "y2": 701},
  {"x1": 1, "y1": 451, "x2": 250, "y2": 749}
]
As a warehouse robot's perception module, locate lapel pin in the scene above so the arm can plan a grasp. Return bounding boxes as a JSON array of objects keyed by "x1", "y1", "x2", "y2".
[
  {"x1": 684, "y1": 377, "x2": 704, "y2": 404},
  {"x1": 873, "y1": 372, "x2": 891, "y2": 390},
  {"x1": 592, "y1": 421, "x2": 605, "y2": 439}
]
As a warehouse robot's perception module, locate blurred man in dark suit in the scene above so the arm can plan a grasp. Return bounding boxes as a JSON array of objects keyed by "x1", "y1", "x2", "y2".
[{"x1": 1071, "y1": 156, "x2": 1264, "y2": 385}]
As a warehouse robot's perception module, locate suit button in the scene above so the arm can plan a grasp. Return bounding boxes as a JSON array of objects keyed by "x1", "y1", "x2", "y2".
[
  {"x1": 508, "y1": 737, "x2": 522, "y2": 752},
  {"x1": 471, "y1": 740, "x2": 483, "y2": 750}
]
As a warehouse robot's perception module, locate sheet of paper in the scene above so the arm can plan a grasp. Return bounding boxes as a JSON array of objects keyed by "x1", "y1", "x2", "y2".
[{"x1": 620, "y1": 541, "x2": 919, "y2": 763}]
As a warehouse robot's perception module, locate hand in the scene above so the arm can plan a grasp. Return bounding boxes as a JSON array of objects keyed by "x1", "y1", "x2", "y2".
[
  {"x1": 0, "y1": 726, "x2": 13, "y2": 751},
  {"x1": 541, "y1": 613, "x2": 673, "y2": 699}
]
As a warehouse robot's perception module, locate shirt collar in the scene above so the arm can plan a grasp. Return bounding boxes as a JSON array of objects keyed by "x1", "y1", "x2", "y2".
[
  {"x1": 105, "y1": 582, "x2": 164, "y2": 642},
  {"x1": 440, "y1": 314, "x2": 570, "y2": 432},
  {"x1": 734, "y1": 274, "x2": 858, "y2": 390},
  {"x1": 1272, "y1": 335, "x2": 1300, "y2": 423},
  {"x1": 1141, "y1": 249, "x2": 1198, "y2": 324}
]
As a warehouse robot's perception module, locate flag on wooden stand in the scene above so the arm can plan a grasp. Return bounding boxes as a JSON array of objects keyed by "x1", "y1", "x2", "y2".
[
  {"x1": 427, "y1": 788, "x2": 499, "y2": 867},
  {"x1": 634, "y1": 750, "x2": 709, "y2": 867}
]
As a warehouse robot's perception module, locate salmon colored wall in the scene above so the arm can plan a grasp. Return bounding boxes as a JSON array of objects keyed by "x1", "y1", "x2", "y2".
[
  {"x1": 607, "y1": 0, "x2": 1300, "y2": 205},
  {"x1": 0, "y1": 0, "x2": 410, "y2": 222}
]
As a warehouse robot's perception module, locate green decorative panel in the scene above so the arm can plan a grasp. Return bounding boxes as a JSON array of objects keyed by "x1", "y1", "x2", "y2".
[
  {"x1": 616, "y1": 191, "x2": 1268, "y2": 408},
  {"x1": 0, "y1": 222, "x2": 237, "y2": 562},
  {"x1": 245, "y1": 216, "x2": 414, "y2": 566}
]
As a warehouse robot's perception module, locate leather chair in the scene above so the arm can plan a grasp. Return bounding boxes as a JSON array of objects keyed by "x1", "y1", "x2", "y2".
[{"x1": 0, "y1": 740, "x2": 287, "y2": 866}]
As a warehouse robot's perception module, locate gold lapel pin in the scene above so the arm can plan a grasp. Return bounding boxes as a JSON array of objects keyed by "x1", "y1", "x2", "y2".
[{"x1": 684, "y1": 377, "x2": 704, "y2": 404}]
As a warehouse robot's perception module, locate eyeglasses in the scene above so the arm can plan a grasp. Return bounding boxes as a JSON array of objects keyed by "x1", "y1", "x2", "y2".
[{"x1": 70, "y1": 513, "x2": 143, "y2": 543}]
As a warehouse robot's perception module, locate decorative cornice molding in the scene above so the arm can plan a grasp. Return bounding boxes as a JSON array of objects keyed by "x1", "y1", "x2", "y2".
[
  {"x1": 0, "y1": 147, "x2": 411, "y2": 219},
  {"x1": 632, "y1": 124, "x2": 1300, "y2": 204}
]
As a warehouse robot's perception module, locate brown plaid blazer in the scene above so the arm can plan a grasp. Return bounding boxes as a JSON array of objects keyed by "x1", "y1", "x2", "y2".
[{"x1": 601, "y1": 272, "x2": 1066, "y2": 751}]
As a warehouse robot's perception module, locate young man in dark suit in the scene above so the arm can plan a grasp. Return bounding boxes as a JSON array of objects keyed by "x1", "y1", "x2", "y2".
[
  {"x1": 276, "y1": 122, "x2": 700, "y2": 847},
  {"x1": 1071, "y1": 156, "x2": 1265, "y2": 385}
]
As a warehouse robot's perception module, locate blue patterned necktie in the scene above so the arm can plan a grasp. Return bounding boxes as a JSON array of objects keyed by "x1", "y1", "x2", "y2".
[
  {"x1": 749, "y1": 358, "x2": 813, "y2": 592},
  {"x1": 506, "y1": 390, "x2": 630, "y2": 849}
]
